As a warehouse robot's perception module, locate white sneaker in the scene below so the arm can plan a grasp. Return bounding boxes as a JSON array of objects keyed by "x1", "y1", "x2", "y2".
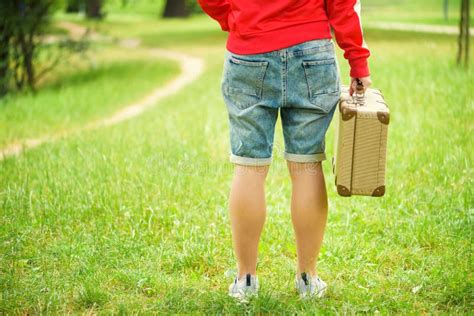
[
  {"x1": 228, "y1": 273, "x2": 259, "y2": 302},
  {"x1": 295, "y1": 272, "x2": 328, "y2": 299}
]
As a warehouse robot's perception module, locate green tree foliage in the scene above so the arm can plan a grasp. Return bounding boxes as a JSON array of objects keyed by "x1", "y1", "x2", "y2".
[{"x1": 0, "y1": 0, "x2": 88, "y2": 97}]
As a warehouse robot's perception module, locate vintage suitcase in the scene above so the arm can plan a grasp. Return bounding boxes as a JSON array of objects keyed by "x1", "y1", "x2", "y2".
[{"x1": 333, "y1": 81, "x2": 390, "y2": 197}]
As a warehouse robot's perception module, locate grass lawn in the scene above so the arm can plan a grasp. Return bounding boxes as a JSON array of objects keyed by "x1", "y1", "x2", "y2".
[
  {"x1": 0, "y1": 48, "x2": 179, "y2": 147},
  {"x1": 1, "y1": 10, "x2": 473, "y2": 314},
  {"x1": 362, "y1": 0, "x2": 470, "y2": 26}
]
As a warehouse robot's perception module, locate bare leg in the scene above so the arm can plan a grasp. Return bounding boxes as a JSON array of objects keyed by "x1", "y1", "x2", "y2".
[
  {"x1": 229, "y1": 165, "x2": 269, "y2": 279},
  {"x1": 287, "y1": 161, "x2": 328, "y2": 277}
]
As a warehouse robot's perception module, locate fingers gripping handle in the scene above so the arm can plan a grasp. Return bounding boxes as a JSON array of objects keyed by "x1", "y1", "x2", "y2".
[
  {"x1": 355, "y1": 78, "x2": 365, "y2": 95},
  {"x1": 353, "y1": 78, "x2": 365, "y2": 106}
]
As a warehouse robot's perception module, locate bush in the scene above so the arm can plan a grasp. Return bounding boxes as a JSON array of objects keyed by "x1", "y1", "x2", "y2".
[{"x1": 0, "y1": 0, "x2": 87, "y2": 97}]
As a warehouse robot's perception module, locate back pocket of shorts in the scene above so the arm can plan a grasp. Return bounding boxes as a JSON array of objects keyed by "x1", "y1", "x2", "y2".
[
  {"x1": 223, "y1": 56, "x2": 269, "y2": 109},
  {"x1": 302, "y1": 58, "x2": 340, "y2": 113}
]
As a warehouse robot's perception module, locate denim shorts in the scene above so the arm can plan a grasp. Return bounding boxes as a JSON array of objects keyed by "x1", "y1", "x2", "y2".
[{"x1": 221, "y1": 38, "x2": 341, "y2": 166}]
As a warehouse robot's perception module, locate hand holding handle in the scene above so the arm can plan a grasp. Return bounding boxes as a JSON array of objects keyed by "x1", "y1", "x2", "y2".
[
  {"x1": 353, "y1": 78, "x2": 365, "y2": 106},
  {"x1": 355, "y1": 78, "x2": 365, "y2": 96},
  {"x1": 349, "y1": 76, "x2": 371, "y2": 96}
]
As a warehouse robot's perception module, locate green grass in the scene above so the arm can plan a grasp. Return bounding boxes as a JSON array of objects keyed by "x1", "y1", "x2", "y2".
[
  {"x1": 1, "y1": 11, "x2": 473, "y2": 314},
  {"x1": 0, "y1": 50, "x2": 179, "y2": 147},
  {"x1": 362, "y1": 0, "x2": 471, "y2": 26}
]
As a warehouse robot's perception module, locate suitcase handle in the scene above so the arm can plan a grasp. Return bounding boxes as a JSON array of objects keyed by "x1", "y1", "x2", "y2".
[{"x1": 351, "y1": 78, "x2": 365, "y2": 106}]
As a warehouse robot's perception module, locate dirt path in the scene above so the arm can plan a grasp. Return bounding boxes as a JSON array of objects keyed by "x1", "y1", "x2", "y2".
[{"x1": 1, "y1": 24, "x2": 205, "y2": 161}]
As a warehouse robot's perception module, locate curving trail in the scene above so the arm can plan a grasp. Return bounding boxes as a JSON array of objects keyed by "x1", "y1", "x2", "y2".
[{"x1": 0, "y1": 24, "x2": 205, "y2": 161}]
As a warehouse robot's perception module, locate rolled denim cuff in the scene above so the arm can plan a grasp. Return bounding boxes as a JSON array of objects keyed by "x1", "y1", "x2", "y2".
[
  {"x1": 284, "y1": 152, "x2": 326, "y2": 163},
  {"x1": 230, "y1": 154, "x2": 272, "y2": 166}
]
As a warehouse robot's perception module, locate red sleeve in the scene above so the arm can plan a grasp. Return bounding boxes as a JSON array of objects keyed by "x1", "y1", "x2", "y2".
[
  {"x1": 326, "y1": 0, "x2": 371, "y2": 78},
  {"x1": 197, "y1": 0, "x2": 231, "y2": 32}
]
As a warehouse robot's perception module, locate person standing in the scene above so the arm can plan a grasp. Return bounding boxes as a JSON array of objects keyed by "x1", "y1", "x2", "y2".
[{"x1": 198, "y1": 0, "x2": 372, "y2": 301}]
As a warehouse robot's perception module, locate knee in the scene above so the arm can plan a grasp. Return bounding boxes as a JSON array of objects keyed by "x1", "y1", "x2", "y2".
[
  {"x1": 234, "y1": 165, "x2": 270, "y2": 183},
  {"x1": 287, "y1": 161, "x2": 322, "y2": 180}
]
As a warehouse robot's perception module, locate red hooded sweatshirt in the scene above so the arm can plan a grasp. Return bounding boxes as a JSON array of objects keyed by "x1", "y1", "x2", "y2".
[{"x1": 197, "y1": 0, "x2": 370, "y2": 78}]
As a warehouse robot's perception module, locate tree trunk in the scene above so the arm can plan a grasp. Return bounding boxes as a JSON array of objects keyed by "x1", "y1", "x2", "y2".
[
  {"x1": 0, "y1": 24, "x2": 10, "y2": 97},
  {"x1": 85, "y1": 0, "x2": 104, "y2": 19},
  {"x1": 457, "y1": 0, "x2": 470, "y2": 67},
  {"x1": 464, "y1": 0, "x2": 470, "y2": 67},
  {"x1": 162, "y1": 0, "x2": 189, "y2": 18},
  {"x1": 17, "y1": 29, "x2": 36, "y2": 91},
  {"x1": 443, "y1": 0, "x2": 449, "y2": 20},
  {"x1": 66, "y1": 0, "x2": 81, "y2": 13}
]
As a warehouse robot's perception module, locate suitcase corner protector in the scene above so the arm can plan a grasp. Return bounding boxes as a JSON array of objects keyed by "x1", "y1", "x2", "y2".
[
  {"x1": 377, "y1": 111, "x2": 390, "y2": 125},
  {"x1": 372, "y1": 185, "x2": 386, "y2": 197},
  {"x1": 339, "y1": 103, "x2": 357, "y2": 121},
  {"x1": 337, "y1": 185, "x2": 351, "y2": 197}
]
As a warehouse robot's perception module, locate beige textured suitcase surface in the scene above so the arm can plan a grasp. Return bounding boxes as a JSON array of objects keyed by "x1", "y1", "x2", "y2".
[{"x1": 333, "y1": 84, "x2": 390, "y2": 197}]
